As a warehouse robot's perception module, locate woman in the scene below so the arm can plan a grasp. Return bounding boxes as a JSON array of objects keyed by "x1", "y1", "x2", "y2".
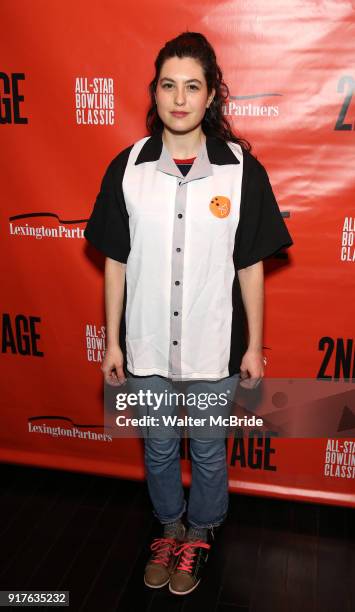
[{"x1": 84, "y1": 31, "x2": 293, "y2": 596}]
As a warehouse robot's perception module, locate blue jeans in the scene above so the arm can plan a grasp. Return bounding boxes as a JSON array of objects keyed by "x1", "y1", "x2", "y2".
[
  {"x1": 128, "y1": 373, "x2": 240, "y2": 529},
  {"x1": 144, "y1": 436, "x2": 229, "y2": 528}
]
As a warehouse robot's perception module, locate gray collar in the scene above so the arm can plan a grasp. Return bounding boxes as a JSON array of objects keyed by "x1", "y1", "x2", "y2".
[
  {"x1": 135, "y1": 131, "x2": 240, "y2": 170},
  {"x1": 156, "y1": 137, "x2": 213, "y2": 181}
]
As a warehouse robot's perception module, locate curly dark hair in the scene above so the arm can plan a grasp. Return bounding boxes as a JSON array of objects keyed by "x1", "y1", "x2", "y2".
[{"x1": 146, "y1": 31, "x2": 251, "y2": 152}]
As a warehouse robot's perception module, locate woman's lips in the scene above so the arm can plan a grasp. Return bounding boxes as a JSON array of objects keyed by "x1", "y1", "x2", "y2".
[{"x1": 171, "y1": 112, "x2": 189, "y2": 118}]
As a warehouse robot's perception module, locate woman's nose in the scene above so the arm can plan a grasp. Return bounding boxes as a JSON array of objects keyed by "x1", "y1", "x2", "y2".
[{"x1": 174, "y1": 86, "x2": 186, "y2": 105}]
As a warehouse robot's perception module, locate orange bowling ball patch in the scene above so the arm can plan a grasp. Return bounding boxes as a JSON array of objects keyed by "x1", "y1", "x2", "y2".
[{"x1": 209, "y1": 196, "x2": 231, "y2": 218}]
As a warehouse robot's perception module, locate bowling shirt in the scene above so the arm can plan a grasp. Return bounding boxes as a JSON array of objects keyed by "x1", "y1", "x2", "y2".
[{"x1": 84, "y1": 131, "x2": 293, "y2": 381}]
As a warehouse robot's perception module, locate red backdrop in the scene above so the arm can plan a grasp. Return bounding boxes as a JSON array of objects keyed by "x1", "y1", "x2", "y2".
[{"x1": 1, "y1": 0, "x2": 354, "y2": 506}]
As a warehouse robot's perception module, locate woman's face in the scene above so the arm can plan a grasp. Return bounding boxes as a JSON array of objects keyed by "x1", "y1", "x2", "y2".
[{"x1": 155, "y1": 56, "x2": 215, "y2": 135}]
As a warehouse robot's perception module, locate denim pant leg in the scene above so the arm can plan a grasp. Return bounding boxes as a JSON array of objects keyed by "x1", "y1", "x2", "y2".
[
  {"x1": 144, "y1": 436, "x2": 186, "y2": 524},
  {"x1": 129, "y1": 374, "x2": 186, "y2": 524},
  {"x1": 185, "y1": 374, "x2": 240, "y2": 528},
  {"x1": 187, "y1": 437, "x2": 229, "y2": 528}
]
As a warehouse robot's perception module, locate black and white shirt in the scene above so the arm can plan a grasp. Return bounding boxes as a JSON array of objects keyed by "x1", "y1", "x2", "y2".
[{"x1": 84, "y1": 132, "x2": 293, "y2": 381}]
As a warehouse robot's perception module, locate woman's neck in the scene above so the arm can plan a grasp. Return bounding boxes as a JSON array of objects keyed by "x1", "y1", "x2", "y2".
[{"x1": 162, "y1": 128, "x2": 205, "y2": 159}]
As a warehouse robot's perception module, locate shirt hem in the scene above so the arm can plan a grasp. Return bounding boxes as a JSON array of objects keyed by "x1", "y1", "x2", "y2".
[{"x1": 126, "y1": 366, "x2": 231, "y2": 381}]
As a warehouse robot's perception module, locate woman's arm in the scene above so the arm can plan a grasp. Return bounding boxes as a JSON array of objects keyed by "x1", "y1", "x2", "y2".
[
  {"x1": 101, "y1": 256, "x2": 127, "y2": 386},
  {"x1": 237, "y1": 260, "x2": 265, "y2": 388}
]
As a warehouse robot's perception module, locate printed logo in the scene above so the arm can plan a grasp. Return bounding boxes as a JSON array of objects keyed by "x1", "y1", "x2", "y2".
[
  {"x1": 9, "y1": 212, "x2": 86, "y2": 241},
  {"x1": 230, "y1": 429, "x2": 277, "y2": 470},
  {"x1": 86, "y1": 324, "x2": 106, "y2": 363},
  {"x1": 209, "y1": 196, "x2": 231, "y2": 218},
  {"x1": 340, "y1": 216, "x2": 355, "y2": 262},
  {"x1": 28, "y1": 416, "x2": 113, "y2": 442},
  {"x1": 222, "y1": 92, "x2": 281, "y2": 118},
  {"x1": 2, "y1": 313, "x2": 43, "y2": 356},
  {"x1": 324, "y1": 439, "x2": 355, "y2": 479},
  {"x1": 0, "y1": 72, "x2": 28, "y2": 124},
  {"x1": 334, "y1": 75, "x2": 355, "y2": 131},
  {"x1": 317, "y1": 336, "x2": 355, "y2": 380},
  {"x1": 75, "y1": 77, "x2": 115, "y2": 125}
]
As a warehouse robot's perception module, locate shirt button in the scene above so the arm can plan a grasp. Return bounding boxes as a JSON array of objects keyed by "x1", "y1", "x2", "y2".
[
  {"x1": 175, "y1": 281, "x2": 180, "y2": 286},
  {"x1": 173, "y1": 340, "x2": 178, "y2": 345},
  {"x1": 178, "y1": 213, "x2": 183, "y2": 219},
  {"x1": 174, "y1": 311, "x2": 179, "y2": 316},
  {"x1": 176, "y1": 248, "x2": 181, "y2": 252}
]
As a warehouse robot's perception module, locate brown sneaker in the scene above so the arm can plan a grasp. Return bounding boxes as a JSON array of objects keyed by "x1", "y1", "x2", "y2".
[
  {"x1": 169, "y1": 540, "x2": 211, "y2": 595},
  {"x1": 144, "y1": 536, "x2": 181, "y2": 589}
]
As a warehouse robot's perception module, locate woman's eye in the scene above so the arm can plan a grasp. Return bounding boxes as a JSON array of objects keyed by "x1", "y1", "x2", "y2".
[{"x1": 161, "y1": 83, "x2": 199, "y2": 90}]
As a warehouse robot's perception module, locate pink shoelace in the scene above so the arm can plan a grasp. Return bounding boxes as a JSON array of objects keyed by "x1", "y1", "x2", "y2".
[
  {"x1": 149, "y1": 537, "x2": 176, "y2": 567},
  {"x1": 173, "y1": 540, "x2": 211, "y2": 572}
]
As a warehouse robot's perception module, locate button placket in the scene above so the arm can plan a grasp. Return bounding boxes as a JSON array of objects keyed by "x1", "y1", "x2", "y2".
[
  {"x1": 169, "y1": 177, "x2": 187, "y2": 378},
  {"x1": 155, "y1": 141, "x2": 215, "y2": 380}
]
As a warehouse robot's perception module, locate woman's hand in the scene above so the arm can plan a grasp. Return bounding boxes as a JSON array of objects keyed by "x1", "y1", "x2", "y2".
[
  {"x1": 101, "y1": 345, "x2": 127, "y2": 386},
  {"x1": 239, "y1": 348, "x2": 266, "y2": 389}
]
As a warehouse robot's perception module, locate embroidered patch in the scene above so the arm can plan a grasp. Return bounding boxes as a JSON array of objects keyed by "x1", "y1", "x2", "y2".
[{"x1": 209, "y1": 196, "x2": 231, "y2": 218}]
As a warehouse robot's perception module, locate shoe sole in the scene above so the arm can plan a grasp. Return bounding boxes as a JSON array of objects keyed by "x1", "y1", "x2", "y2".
[
  {"x1": 144, "y1": 575, "x2": 171, "y2": 589},
  {"x1": 169, "y1": 578, "x2": 200, "y2": 596}
]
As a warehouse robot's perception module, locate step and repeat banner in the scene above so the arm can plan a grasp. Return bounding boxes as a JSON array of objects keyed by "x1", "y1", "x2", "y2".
[{"x1": 1, "y1": 1, "x2": 354, "y2": 506}]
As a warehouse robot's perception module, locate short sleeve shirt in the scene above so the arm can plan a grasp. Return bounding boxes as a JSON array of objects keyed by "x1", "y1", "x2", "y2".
[{"x1": 84, "y1": 132, "x2": 293, "y2": 381}]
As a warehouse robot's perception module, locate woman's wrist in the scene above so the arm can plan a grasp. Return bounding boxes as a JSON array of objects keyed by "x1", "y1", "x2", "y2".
[
  {"x1": 106, "y1": 340, "x2": 121, "y2": 351},
  {"x1": 247, "y1": 344, "x2": 263, "y2": 353}
]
